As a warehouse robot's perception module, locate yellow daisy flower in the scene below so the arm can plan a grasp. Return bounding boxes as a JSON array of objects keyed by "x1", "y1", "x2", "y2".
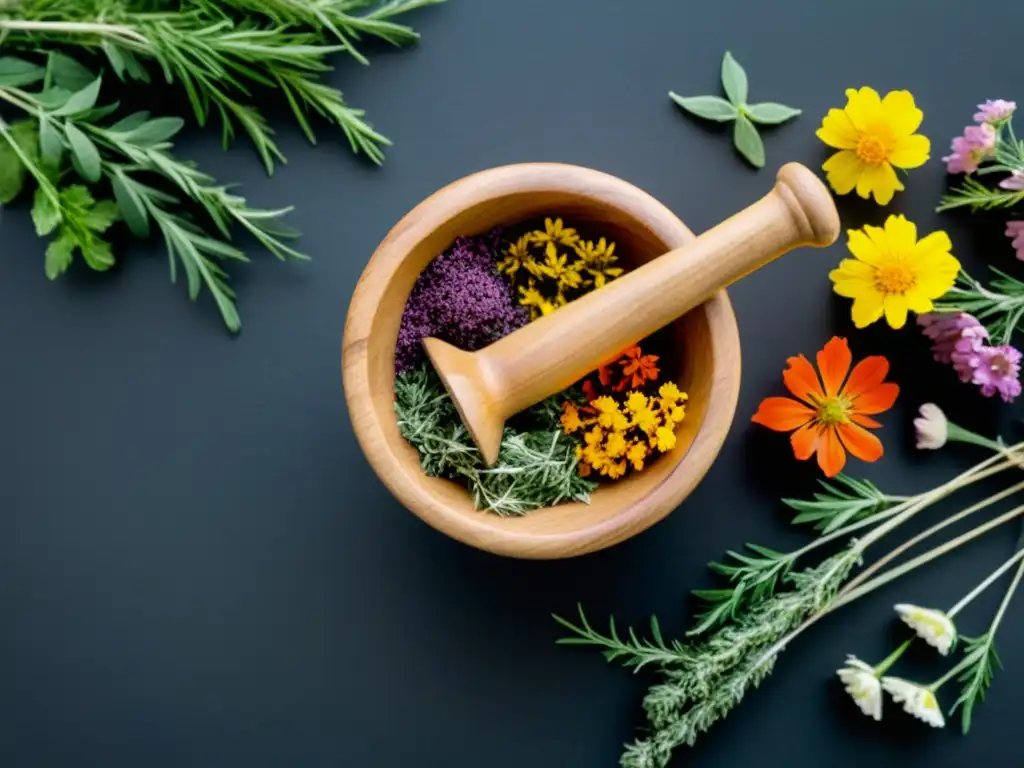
[
  {"x1": 531, "y1": 217, "x2": 579, "y2": 247},
  {"x1": 817, "y1": 87, "x2": 930, "y2": 205},
  {"x1": 496, "y1": 235, "x2": 532, "y2": 278},
  {"x1": 574, "y1": 237, "x2": 623, "y2": 288},
  {"x1": 829, "y1": 215, "x2": 960, "y2": 329},
  {"x1": 517, "y1": 283, "x2": 556, "y2": 320},
  {"x1": 537, "y1": 242, "x2": 583, "y2": 291}
]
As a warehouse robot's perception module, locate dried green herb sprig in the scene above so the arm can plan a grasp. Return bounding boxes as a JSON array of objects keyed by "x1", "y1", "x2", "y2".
[
  {"x1": 669, "y1": 51, "x2": 800, "y2": 169},
  {"x1": 394, "y1": 366, "x2": 597, "y2": 517}
]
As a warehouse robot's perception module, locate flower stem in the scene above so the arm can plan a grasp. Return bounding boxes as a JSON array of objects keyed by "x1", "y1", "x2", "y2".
[
  {"x1": 874, "y1": 638, "x2": 913, "y2": 676},
  {"x1": 931, "y1": 653, "x2": 977, "y2": 691},
  {"x1": 948, "y1": 423, "x2": 1005, "y2": 453},
  {"x1": 840, "y1": 479, "x2": 1024, "y2": 601},
  {"x1": 834, "y1": 504, "x2": 1024, "y2": 610},
  {"x1": 948, "y1": 547, "x2": 1024, "y2": 618}
]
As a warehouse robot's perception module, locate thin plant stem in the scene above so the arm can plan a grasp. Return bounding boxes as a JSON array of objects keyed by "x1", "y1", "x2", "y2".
[
  {"x1": 948, "y1": 547, "x2": 1024, "y2": 617},
  {"x1": 932, "y1": 653, "x2": 978, "y2": 690},
  {"x1": 0, "y1": 19, "x2": 149, "y2": 43},
  {"x1": 840, "y1": 479, "x2": 1024, "y2": 600},
  {"x1": 834, "y1": 504, "x2": 1024, "y2": 611}
]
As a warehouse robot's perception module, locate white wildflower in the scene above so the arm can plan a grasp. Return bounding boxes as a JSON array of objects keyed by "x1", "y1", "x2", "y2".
[
  {"x1": 836, "y1": 656, "x2": 882, "y2": 721},
  {"x1": 881, "y1": 677, "x2": 945, "y2": 728},
  {"x1": 913, "y1": 403, "x2": 948, "y2": 450},
  {"x1": 894, "y1": 604, "x2": 957, "y2": 655}
]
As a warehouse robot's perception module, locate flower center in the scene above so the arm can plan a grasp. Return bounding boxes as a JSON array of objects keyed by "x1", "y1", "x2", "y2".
[
  {"x1": 816, "y1": 397, "x2": 850, "y2": 425},
  {"x1": 874, "y1": 263, "x2": 916, "y2": 294},
  {"x1": 991, "y1": 353, "x2": 1013, "y2": 376},
  {"x1": 856, "y1": 134, "x2": 890, "y2": 165}
]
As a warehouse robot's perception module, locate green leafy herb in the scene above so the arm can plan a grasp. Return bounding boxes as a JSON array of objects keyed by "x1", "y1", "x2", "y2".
[
  {"x1": 669, "y1": 51, "x2": 800, "y2": 169},
  {"x1": 0, "y1": 0, "x2": 444, "y2": 174},
  {"x1": 938, "y1": 118, "x2": 1024, "y2": 212},
  {"x1": 394, "y1": 366, "x2": 597, "y2": 517},
  {"x1": 783, "y1": 474, "x2": 905, "y2": 533},
  {"x1": 0, "y1": 69, "x2": 304, "y2": 330},
  {"x1": 933, "y1": 268, "x2": 1024, "y2": 345}
]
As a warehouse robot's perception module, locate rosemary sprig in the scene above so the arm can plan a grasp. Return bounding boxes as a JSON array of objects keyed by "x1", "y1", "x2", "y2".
[
  {"x1": 938, "y1": 119, "x2": 1024, "y2": 212},
  {"x1": 0, "y1": 0, "x2": 443, "y2": 173},
  {"x1": 933, "y1": 268, "x2": 1024, "y2": 345},
  {"x1": 783, "y1": 473, "x2": 906, "y2": 533},
  {"x1": 0, "y1": 55, "x2": 302, "y2": 329}
]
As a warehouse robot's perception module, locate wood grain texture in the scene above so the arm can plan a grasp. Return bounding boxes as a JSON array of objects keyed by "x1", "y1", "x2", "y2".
[
  {"x1": 342, "y1": 163, "x2": 752, "y2": 559},
  {"x1": 426, "y1": 163, "x2": 839, "y2": 465}
]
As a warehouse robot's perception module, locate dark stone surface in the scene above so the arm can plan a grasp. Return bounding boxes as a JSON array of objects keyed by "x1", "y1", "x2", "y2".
[{"x1": 1, "y1": 0, "x2": 1023, "y2": 765}]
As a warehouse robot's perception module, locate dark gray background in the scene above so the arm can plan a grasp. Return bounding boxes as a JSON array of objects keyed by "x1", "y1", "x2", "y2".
[{"x1": 2, "y1": 0, "x2": 1023, "y2": 765}]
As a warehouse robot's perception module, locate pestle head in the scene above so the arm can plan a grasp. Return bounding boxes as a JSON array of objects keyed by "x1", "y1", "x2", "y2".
[{"x1": 775, "y1": 163, "x2": 841, "y2": 248}]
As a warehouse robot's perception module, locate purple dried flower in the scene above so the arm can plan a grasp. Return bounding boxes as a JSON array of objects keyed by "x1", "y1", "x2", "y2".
[
  {"x1": 942, "y1": 124, "x2": 997, "y2": 174},
  {"x1": 917, "y1": 312, "x2": 1022, "y2": 402},
  {"x1": 395, "y1": 230, "x2": 528, "y2": 374},
  {"x1": 974, "y1": 99, "x2": 1016, "y2": 125},
  {"x1": 971, "y1": 346, "x2": 1022, "y2": 402}
]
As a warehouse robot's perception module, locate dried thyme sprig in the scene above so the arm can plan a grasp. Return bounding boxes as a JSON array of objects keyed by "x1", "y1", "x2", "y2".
[{"x1": 394, "y1": 366, "x2": 597, "y2": 517}]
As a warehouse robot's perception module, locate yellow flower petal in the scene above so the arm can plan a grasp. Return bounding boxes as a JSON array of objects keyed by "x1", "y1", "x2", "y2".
[
  {"x1": 916, "y1": 271, "x2": 959, "y2": 298},
  {"x1": 884, "y1": 214, "x2": 917, "y2": 250},
  {"x1": 855, "y1": 162, "x2": 903, "y2": 205},
  {"x1": 889, "y1": 134, "x2": 930, "y2": 168},
  {"x1": 881, "y1": 90, "x2": 924, "y2": 136},
  {"x1": 832, "y1": 277, "x2": 875, "y2": 299},
  {"x1": 904, "y1": 290, "x2": 934, "y2": 314},
  {"x1": 823, "y1": 150, "x2": 864, "y2": 195},
  {"x1": 852, "y1": 291, "x2": 885, "y2": 327},
  {"x1": 913, "y1": 230, "x2": 953, "y2": 259},
  {"x1": 844, "y1": 87, "x2": 883, "y2": 132},
  {"x1": 883, "y1": 293, "x2": 910, "y2": 328},
  {"x1": 846, "y1": 228, "x2": 884, "y2": 265},
  {"x1": 817, "y1": 108, "x2": 859, "y2": 149},
  {"x1": 831, "y1": 259, "x2": 876, "y2": 281}
]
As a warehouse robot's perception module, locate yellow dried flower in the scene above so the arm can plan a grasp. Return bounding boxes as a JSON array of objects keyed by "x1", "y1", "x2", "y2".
[
  {"x1": 531, "y1": 217, "x2": 580, "y2": 247},
  {"x1": 605, "y1": 431, "x2": 628, "y2": 458},
  {"x1": 653, "y1": 425, "x2": 677, "y2": 452},
  {"x1": 627, "y1": 441, "x2": 647, "y2": 471},
  {"x1": 575, "y1": 237, "x2": 624, "y2": 288},
  {"x1": 496, "y1": 235, "x2": 533, "y2": 279},
  {"x1": 561, "y1": 402, "x2": 584, "y2": 433}
]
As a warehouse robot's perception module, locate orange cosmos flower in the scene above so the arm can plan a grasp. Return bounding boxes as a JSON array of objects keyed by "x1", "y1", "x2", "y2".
[{"x1": 751, "y1": 337, "x2": 899, "y2": 477}]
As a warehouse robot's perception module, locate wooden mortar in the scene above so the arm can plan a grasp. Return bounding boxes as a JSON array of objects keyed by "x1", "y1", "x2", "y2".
[
  {"x1": 424, "y1": 163, "x2": 838, "y2": 466},
  {"x1": 342, "y1": 163, "x2": 839, "y2": 559}
]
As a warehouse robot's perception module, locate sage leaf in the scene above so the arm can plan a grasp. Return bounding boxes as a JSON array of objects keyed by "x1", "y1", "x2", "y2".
[
  {"x1": 721, "y1": 51, "x2": 748, "y2": 106},
  {"x1": 38, "y1": 117, "x2": 64, "y2": 169},
  {"x1": 52, "y1": 77, "x2": 103, "y2": 117},
  {"x1": 0, "y1": 56, "x2": 45, "y2": 88},
  {"x1": 111, "y1": 173, "x2": 151, "y2": 237},
  {"x1": 669, "y1": 93, "x2": 738, "y2": 122},
  {"x1": 44, "y1": 231, "x2": 77, "y2": 279},
  {"x1": 65, "y1": 123, "x2": 102, "y2": 182},
  {"x1": 11, "y1": 121, "x2": 40, "y2": 167},
  {"x1": 745, "y1": 102, "x2": 802, "y2": 125},
  {"x1": 0, "y1": 139, "x2": 26, "y2": 205},
  {"x1": 34, "y1": 86, "x2": 73, "y2": 111},
  {"x1": 109, "y1": 111, "x2": 152, "y2": 134},
  {"x1": 48, "y1": 51, "x2": 96, "y2": 92},
  {"x1": 733, "y1": 114, "x2": 765, "y2": 168},
  {"x1": 32, "y1": 187, "x2": 61, "y2": 236},
  {"x1": 101, "y1": 40, "x2": 127, "y2": 79}
]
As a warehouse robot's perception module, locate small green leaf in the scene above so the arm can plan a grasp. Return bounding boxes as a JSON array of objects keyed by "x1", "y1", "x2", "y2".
[
  {"x1": 38, "y1": 118, "x2": 64, "y2": 169},
  {"x1": 108, "y1": 111, "x2": 152, "y2": 134},
  {"x1": 721, "y1": 51, "x2": 748, "y2": 106},
  {"x1": 0, "y1": 139, "x2": 26, "y2": 204},
  {"x1": 745, "y1": 102, "x2": 802, "y2": 125},
  {"x1": 65, "y1": 123, "x2": 102, "y2": 182},
  {"x1": 61, "y1": 185, "x2": 94, "y2": 209},
  {"x1": 83, "y1": 200, "x2": 120, "y2": 233},
  {"x1": 35, "y1": 87, "x2": 72, "y2": 111},
  {"x1": 48, "y1": 52, "x2": 96, "y2": 92},
  {"x1": 32, "y1": 187, "x2": 61, "y2": 236},
  {"x1": 52, "y1": 77, "x2": 103, "y2": 117},
  {"x1": 44, "y1": 231, "x2": 77, "y2": 279},
  {"x1": 111, "y1": 173, "x2": 150, "y2": 237},
  {"x1": 101, "y1": 40, "x2": 127, "y2": 79},
  {"x1": 10, "y1": 121, "x2": 40, "y2": 166},
  {"x1": 669, "y1": 93, "x2": 738, "y2": 122},
  {"x1": 733, "y1": 114, "x2": 764, "y2": 168},
  {"x1": 80, "y1": 237, "x2": 115, "y2": 271},
  {"x1": 0, "y1": 56, "x2": 45, "y2": 87},
  {"x1": 124, "y1": 117, "x2": 185, "y2": 146}
]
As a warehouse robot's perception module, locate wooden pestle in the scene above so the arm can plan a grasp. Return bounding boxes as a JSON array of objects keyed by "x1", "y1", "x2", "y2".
[{"x1": 422, "y1": 162, "x2": 840, "y2": 466}]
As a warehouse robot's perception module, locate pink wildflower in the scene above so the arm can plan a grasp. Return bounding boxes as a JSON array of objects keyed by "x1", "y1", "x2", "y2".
[
  {"x1": 974, "y1": 99, "x2": 1016, "y2": 124},
  {"x1": 943, "y1": 124, "x2": 997, "y2": 174},
  {"x1": 918, "y1": 312, "x2": 1022, "y2": 403},
  {"x1": 1000, "y1": 171, "x2": 1024, "y2": 190},
  {"x1": 1007, "y1": 221, "x2": 1024, "y2": 261},
  {"x1": 972, "y1": 346, "x2": 1022, "y2": 402}
]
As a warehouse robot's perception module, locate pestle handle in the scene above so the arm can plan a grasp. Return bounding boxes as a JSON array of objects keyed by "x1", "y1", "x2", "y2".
[{"x1": 423, "y1": 163, "x2": 839, "y2": 465}]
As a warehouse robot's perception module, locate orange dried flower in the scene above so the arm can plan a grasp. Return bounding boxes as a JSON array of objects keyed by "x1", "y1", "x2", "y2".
[
  {"x1": 618, "y1": 345, "x2": 660, "y2": 391},
  {"x1": 751, "y1": 336, "x2": 899, "y2": 478}
]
